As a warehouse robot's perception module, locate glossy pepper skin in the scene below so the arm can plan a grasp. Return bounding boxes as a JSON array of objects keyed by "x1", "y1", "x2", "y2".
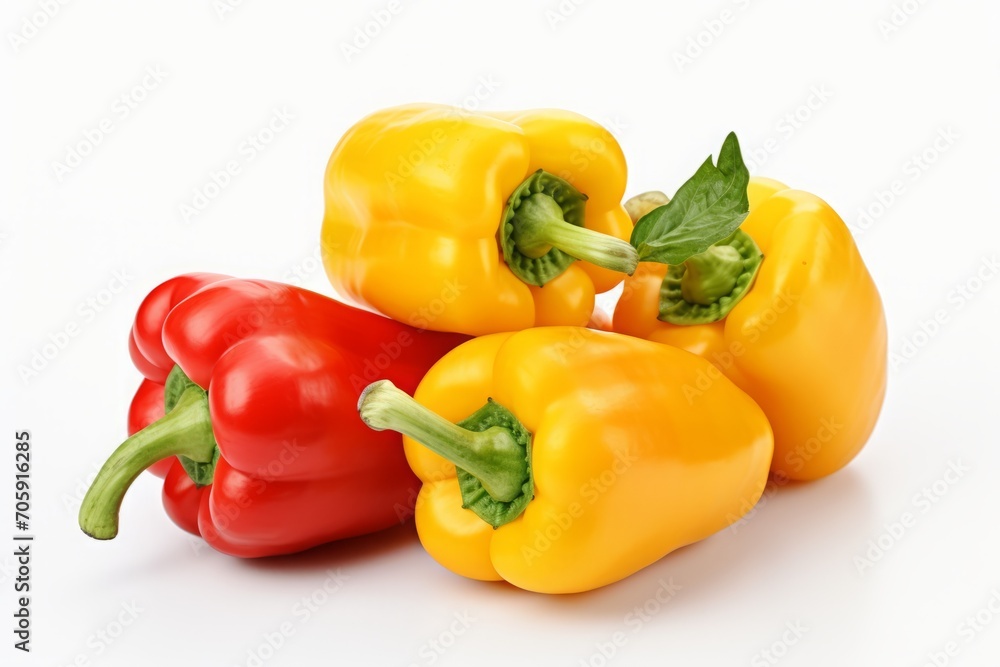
[
  {"x1": 614, "y1": 178, "x2": 887, "y2": 481},
  {"x1": 126, "y1": 273, "x2": 229, "y2": 479},
  {"x1": 364, "y1": 328, "x2": 773, "y2": 594},
  {"x1": 80, "y1": 274, "x2": 466, "y2": 557},
  {"x1": 321, "y1": 104, "x2": 634, "y2": 336}
]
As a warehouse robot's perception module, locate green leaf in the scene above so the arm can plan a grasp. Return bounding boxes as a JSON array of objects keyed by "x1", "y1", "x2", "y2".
[{"x1": 630, "y1": 132, "x2": 750, "y2": 265}]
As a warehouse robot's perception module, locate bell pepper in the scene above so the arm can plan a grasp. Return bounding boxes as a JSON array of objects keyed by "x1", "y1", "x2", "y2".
[
  {"x1": 357, "y1": 328, "x2": 773, "y2": 593},
  {"x1": 321, "y1": 106, "x2": 753, "y2": 336},
  {"x1": 614, "y1": 178, "x2": 887, "y2": 481},
  {"x1": 80, "y1": 274, "x2": 466, "y2": 557}
]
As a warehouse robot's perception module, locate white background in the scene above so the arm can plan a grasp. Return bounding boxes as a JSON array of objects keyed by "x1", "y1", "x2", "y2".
[{"x1": 3, "y1": 1, "x2": 999, "y2": 665}]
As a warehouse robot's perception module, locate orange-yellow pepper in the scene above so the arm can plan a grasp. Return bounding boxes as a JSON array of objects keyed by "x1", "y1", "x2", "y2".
[
  {"x1": 614, "y1": 178, "x2": 887, "y2": 481},
  {"x1": 358, "y1": 328, "x2": 773, "y2": 593},
  {"x1": 321, "y1": 105, "x2": 635, "y2": 336}
]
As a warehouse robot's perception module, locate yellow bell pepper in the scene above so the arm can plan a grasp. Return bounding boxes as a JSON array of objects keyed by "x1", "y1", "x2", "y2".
[
  {"x1": 358, "y1": 328, "x2": 773, "y2": 593},
  {"x1": 614, "y1": 178, "x2": 887, "y2": 481},
  {"x1": 321, "y1": 104, "x2": 636, "y2": 336}
]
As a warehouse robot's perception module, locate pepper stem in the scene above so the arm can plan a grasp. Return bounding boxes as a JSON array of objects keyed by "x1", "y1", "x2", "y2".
[
  {"x1": 79, "y1": 387, "x2": 216, "y2": 540},
  {"x1": 358, "y1": 380, "x2": 528, "y2": 503},
  {"x1": 511, "y1": 193, "x2": 639, "y2": 275}
]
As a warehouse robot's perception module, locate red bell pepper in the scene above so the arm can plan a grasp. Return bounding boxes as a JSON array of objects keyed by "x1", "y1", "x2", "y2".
[{"x1": 80, "y1": 274, "x2": 466, "y2": 557}]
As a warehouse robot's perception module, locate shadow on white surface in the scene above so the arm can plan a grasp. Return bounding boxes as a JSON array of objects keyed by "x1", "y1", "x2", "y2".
[{"x1": 455, "y1": 467, "x2": 877, "y2": 614}]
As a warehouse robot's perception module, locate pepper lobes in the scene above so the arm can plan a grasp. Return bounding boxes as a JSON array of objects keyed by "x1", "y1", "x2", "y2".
[
  {"x1": 614, "y1": 178, "x2": 887, "y2": 481},
  {"x1": 126, "y1": 273, "x2": 229, "y2": 480},
  {"x1": 81, "y1": 274, "x2": 466, "y2": 557},
  {"x1": 359, "y1": 328, "x2": 773, "y2": 593},
  {"x1": 321, "y1": 104, "x2": 634, "y2": 336}
]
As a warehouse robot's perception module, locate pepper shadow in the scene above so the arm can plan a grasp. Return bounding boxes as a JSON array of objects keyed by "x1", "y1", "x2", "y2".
[
  {"x1": 468, "y1": 467, "x2": 876, "y2": 618},
  {"x1": 233, "y1": 520, "x2": 423, "y2": 577}
]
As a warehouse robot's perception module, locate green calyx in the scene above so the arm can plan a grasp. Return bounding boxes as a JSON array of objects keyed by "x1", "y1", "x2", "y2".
[
  {"x1": 454, "y1": 400, "x2": 533, "y2": 529},
  {"x1": 79, "y1": 365, "x2": 218, "y2": 540},
  {"x1": 164, "y1": 366, "x2": 219, "y2": 486},
  {"x1": 658, "y1": 229, "x2": 763, "y2": 325},
  {"x1": 358, "y1": 380, "x2": 533, "y2": 529},
  {"x1": 500, "y1": 170, "x2": 638, "y2": 286}
]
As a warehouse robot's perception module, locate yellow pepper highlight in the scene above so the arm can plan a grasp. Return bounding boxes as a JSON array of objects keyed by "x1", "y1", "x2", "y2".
[
  {"x1": 391, "y1": 328, "x2": 773, "y2": 593},
  {"x1": 321, "y1": 105, "x2": 633, "y2": 336},
  {"x1": 614, "y1": 178, "x2": 887, "y2": 481}
]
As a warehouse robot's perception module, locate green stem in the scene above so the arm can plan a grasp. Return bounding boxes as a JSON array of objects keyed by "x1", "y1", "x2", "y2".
[
  {"x1": 500, "y1": 170, "x2": 638, "y2": 287},
  {"x1": 79, "y1": 387, "x2": 217, "y2": 540},
  {"x1": 358, "y1": 380, "x2": 527, "y2": 503},
  {"x1": 512, "y1": 193, "x2": 639, "y2": 275}
]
